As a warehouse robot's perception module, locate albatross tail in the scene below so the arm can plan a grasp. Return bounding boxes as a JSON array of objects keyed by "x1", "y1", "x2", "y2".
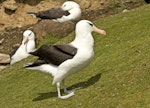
[
  {"x1": 27, "y1": 12, "x2": 37, "y2": 18},
  {"x1": 24, "y1": 63, "x2": 57, "y2": 77}
]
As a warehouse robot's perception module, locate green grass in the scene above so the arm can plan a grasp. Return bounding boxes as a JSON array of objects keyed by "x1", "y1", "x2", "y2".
[
  {"x1": 38, "y1": 33, "x2": 62, "y2": 46},
  {"x1": 0, "y1": 4, "x2": 150, "y2": 108}
]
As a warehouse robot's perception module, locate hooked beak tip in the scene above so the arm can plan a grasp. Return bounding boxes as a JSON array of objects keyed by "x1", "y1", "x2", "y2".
[
  {"x1": 100, "y1": 30, "x2": 107, "y2": 35},
  {"x1": 93, "y1": 26, "x2": 106, "y2": 36}
]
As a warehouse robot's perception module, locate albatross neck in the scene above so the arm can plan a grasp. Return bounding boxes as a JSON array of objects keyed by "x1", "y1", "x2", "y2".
[{"x1": 71, "y1": 32, "x2": 94, "y2": 48}]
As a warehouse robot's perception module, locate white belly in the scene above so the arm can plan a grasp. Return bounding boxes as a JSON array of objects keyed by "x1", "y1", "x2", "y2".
[{"x1": 52, "y1": 48, "x2": 94, "y2": 84}]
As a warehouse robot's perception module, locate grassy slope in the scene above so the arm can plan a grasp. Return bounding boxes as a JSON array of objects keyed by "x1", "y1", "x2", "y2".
[{"x1": 0, "y1": 4, "x2": 150, "y2": 108}]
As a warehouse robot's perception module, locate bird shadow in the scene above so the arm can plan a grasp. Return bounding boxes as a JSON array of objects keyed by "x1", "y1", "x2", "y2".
[{"x1": 32, "y1": 73, "x2": 101, "y2": 101}]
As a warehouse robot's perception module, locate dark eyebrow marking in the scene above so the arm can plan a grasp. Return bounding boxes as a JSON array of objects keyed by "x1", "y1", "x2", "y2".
[
  {"x1": 28, "y1": 32, "x2": 32, "y2": 36},
  {"x1": 88, "y1": 22, "x2": 93, "y2": 26}
]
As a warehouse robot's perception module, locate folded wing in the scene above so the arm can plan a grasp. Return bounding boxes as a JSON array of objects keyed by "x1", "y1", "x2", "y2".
[{"x1": 28, "y1": 44, "x2": 77, "y2": 66}]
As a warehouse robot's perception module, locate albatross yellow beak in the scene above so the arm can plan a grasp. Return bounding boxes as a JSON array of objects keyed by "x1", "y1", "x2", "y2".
[
  {"x1": 23, "y1": 37, "x2": 28, "y2": 45},
  {"x1": 93, "y1": 25, "x2": 106, "y2": 35}
]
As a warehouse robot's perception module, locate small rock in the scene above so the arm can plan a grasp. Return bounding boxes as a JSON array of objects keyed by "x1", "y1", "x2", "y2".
[
  {"x1": 122, "y1": 9, "x2": 129, "y2": 13},
  {"x1": 0, "y1": 38, "x2": 4, "y2": 45},
  {"x1": 0, "y1": 53, "x2": 10, "y2": 64},
  {"x1": 12, "y1": 44, "x2": 20, "y2": 48},
  {"x1": 4, "y1": 2, "x2": 18, "y2": 11},
  {"x1": 4, "y1": 1, "x2": 18, "y2": 15},
  {"x1": 135, "y1": 50, "x2": 141, "y2": 54}
]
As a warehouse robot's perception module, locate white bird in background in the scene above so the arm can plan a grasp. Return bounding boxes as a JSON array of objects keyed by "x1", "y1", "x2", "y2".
[
  {"x1": 24, "y1": 20, "x2": 106, "y2": 99},
  {"x1": 27, "y1": 1, "x2": 81, "y2": 22},
  {"x1": 10, "y1": 30, "x2": 36, "y2": 65}
]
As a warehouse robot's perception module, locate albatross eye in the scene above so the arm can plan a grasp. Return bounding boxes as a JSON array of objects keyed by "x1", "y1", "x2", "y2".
[
  {"x1": 88, "y1": 22, "x2": 93, "y2": 26},
  {"x1": 63, "y1": 4, "x2": 66, "y2": 7}
]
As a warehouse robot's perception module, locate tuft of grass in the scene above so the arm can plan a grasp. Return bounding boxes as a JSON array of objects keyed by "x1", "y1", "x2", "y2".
[
  {"x1": 0, "y1": 4, "x2": 150, "y2": 108},
  {"x1": 38, "y1": 33, "x2": 61, "y2": 46}
]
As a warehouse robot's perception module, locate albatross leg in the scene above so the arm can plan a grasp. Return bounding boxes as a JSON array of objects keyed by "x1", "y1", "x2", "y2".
[
  {"x1": 62, "y1": 79, "x2": 82, "y2": 93},
  {"x1": 56, "y1": 82, "x2": 74, "y2": 99},
  {"x1": 62, "y1": 79, "x2": 70, "y2": 93}
]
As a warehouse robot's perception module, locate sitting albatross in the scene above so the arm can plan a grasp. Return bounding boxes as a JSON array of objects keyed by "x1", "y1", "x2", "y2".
[
  {"x1": 24, "y1": 20, "x2": 106, "y2": 99},
  {"x1": 10, "y1": 30, "x2": 35, "y2": 65},
  {"x1": 27, "y1": 1, "x2": 81, "y2": 22}
]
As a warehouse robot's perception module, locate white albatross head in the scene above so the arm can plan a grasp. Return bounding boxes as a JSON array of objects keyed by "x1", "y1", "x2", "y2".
[
  {"x1": 76, "y1": 20, "x2": 106, "y2": 34},
  {"x1": 75, "y1": 20, "x2": 106, "y2": 37},
  {"x1": 61, "y1": 1, "x2": 80, "y2": 11},
  {"x1": 60, "y1": 1, "x2": 81, "y2": 21},
  {"x1": 22, "y1": 30, "x2": 35, "y2": 45}
]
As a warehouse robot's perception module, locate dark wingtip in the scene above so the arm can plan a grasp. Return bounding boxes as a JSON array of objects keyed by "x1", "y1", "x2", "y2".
[
  {"x1": 29, "y1": 51, "x2": 38, "y2": 56},
  {"x1": 29, "y1": 51, "x2": 34, "y2": 55}
]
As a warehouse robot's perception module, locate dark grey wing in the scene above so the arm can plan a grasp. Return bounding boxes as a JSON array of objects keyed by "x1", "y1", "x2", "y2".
[
  {"x1": 29, "y1": 44, "x2": 77, "y2": 66},
  {"x1": 54, "y1": 44, "x2": 77, "y2": 56},
  {"x1": 30, "y1": 7, "x2": 70, "y2": 19},
  {"x1": 9, "y1": 46, "x2": 19, "y2": 57}
]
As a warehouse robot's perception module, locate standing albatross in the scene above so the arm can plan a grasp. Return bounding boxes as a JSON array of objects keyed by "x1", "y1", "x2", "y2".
[
  {"x1": 24, "y1": 20, "x2": 106, "y2": 99},
  {"x1": 10, "y1": 30, "x2": 35, "y2": 65},
  {"x1": 27, "y1": 1, "x2": 81, "y2": 22}
]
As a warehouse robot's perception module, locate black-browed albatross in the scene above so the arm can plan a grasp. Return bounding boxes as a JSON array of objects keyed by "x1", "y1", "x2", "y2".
[
  {"x1": 27, "y1": 1, "x2": 81, "y2": 22},
  {"x1": 24, "y1": 20, "x2": 106, "y2": 99},
  {"x1": 10, "y1": 30, "x2": 36, "y2": 65}
]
